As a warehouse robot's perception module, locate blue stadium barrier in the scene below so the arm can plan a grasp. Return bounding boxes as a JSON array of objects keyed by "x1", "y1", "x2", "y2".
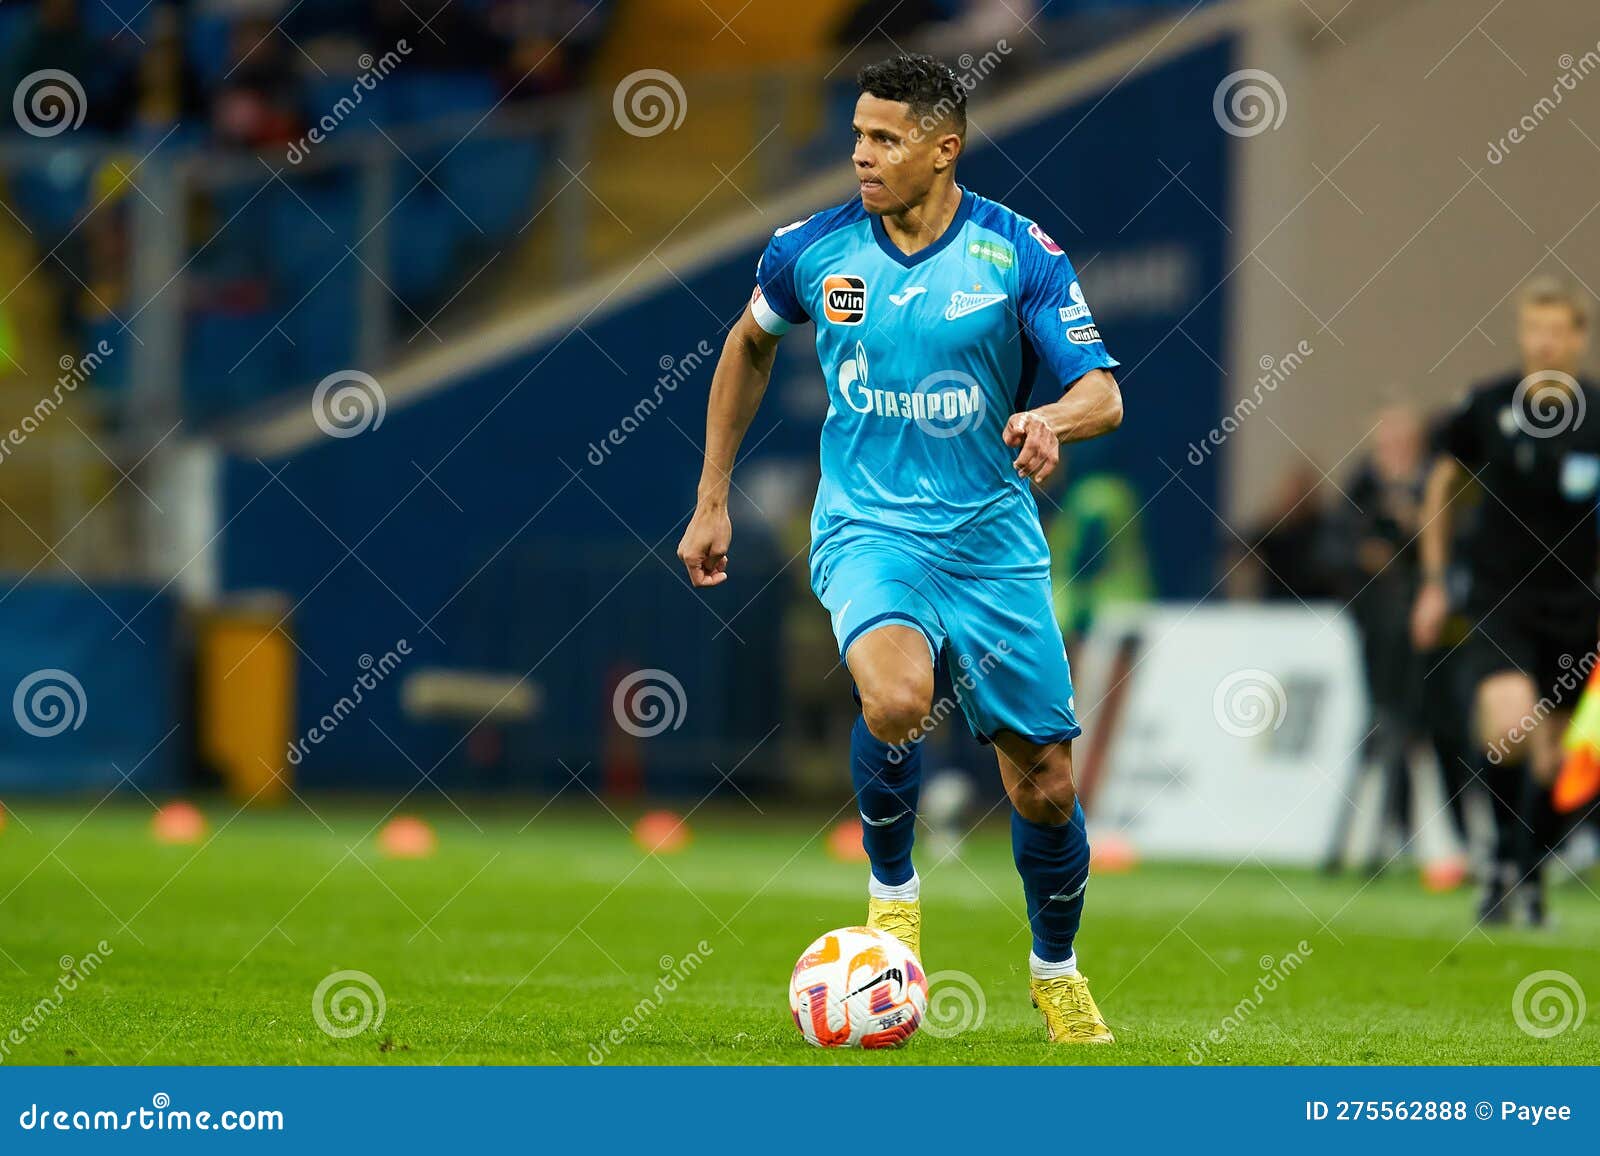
[
  {"x1": 0, "y1": 583, "x2": 179, "y2": 793},
  {"x1": 9, "y1": 159, "x2": 92, "y2": 238},
  {"x1": 389, "y1": 190, "x2": 462, "y2": 304},
  {"x1": 388, "y1": 74, "x2": 499, "y2": 128},
  {"x1": 439, "y1": 134, "x2": 545, "y2": 240},
  {"x1": 186, "y1": 307, "x2": 283, "y2": 421}
]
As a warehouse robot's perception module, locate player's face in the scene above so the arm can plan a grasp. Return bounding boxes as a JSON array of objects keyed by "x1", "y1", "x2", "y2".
[
  {"x1": 851, "y1": 94, "x2": 946, "y2": 214},
  {"x1": 1517, "y1": 301, "x2": 1588, "y2": 375}
]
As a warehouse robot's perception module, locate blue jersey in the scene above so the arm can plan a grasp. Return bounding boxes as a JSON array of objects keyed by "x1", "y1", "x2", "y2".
[{"x1": 751, "y1": 187, "x2": 1117, "y2": 578}]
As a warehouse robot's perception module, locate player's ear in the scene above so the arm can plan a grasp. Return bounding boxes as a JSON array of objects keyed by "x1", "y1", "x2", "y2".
[{"x1": 934, "y1": 131, "x2": 962, "y2": 171}]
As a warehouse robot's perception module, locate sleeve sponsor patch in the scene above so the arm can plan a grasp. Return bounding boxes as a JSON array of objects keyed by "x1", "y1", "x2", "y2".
[
  {"x1": 1057, "y1": 282, "x2": 1092, "y2": 323},
  {"x1": 1028, "y1": 222, "x2": 1064, "y2": 255}
]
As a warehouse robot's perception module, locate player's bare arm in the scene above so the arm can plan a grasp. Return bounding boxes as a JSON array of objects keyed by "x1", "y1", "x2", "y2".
[
  {"x1": 678, "y1": 306, "x2": 783, "y2": 588},
  {"x1": 1409, "y1": 453, "x2": 1466, "y2": 648},
  {"x1": 1005, "y1": 367, "x2": 1124, "y2": 484}
]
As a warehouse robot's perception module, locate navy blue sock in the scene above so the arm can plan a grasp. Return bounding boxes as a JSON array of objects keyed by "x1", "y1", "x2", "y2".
[
  {"x1": 850, "y1": 714, "x2": 922, "y2": 887},
  {"x1": 1012, "y1": 800, "x2": 1090, "y2": 963}
]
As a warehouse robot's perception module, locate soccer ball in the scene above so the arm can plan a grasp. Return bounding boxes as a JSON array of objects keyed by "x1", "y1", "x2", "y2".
[{"x1": 788, "y1": 926, "x2": 928, "y2": 1048}]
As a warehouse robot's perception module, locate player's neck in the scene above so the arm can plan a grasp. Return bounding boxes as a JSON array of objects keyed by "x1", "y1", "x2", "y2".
[
  {"x1": 1523, "y1": 360, "x2": 1580, "y2": 383},
  {"x1": 879, "y1": 181, "x2": 963, "y2": 256}
]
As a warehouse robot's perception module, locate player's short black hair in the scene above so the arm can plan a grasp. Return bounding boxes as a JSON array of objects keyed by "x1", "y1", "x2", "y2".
[{"x1": 856, "y1": 53, "x2": 966, "y2": 137}]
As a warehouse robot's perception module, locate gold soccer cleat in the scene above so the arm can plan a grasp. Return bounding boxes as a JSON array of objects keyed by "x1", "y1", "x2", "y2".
[
  {"x1": 1030, "y1": 972, "x2": 1114, "y2": 1044},
  {"x1": 866, "y1": 896, "x2": 922, "y2": 966}
]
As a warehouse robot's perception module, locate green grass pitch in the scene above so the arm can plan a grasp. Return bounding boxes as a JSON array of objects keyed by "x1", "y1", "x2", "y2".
[{"x1": 0, "y1": 800, "x2": 1596, "y2": 1065}]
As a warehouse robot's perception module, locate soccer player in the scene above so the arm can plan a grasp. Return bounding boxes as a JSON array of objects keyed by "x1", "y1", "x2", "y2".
[
  {"x1": 677, "y1": 54, "x2": 1123, "y2": 1043},
  {"x1": 1411, "y1": 277, "x2": 1600, "y2": 926}
]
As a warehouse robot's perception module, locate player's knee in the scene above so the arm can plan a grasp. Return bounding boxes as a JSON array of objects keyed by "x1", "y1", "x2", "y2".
[
  {"x1": 1008, "y1": 751, "x2": 1077, "y2": 826},
  {"x1": 860, "y1": 684, "x2": 934, "y2": 747},
  {"x1": 1476, "y1": 674, "x2": 1538, "y2": 761}
]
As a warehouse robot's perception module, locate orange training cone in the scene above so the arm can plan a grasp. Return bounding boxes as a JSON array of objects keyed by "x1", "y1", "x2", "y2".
[
  {"x1": 378, "y1": 815, "x2": 438, "y2": 859},
  {"x1": 633, "y1": 810, "x2": 691, "y2": 854},
  {"x1": 826, "y1": 818, "x2": 870, "y2": 864},
  {"x1": 151, "y1": 801, "x2": 207, "y2": 845}
]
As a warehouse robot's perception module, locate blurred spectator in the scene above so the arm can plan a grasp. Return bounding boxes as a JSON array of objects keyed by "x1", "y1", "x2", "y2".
[
  {"x1": 832, "y1": 0, "x2": 953, "y2": 50},
  {"x1": 1045, "y1": 452, "x2": 1154, "y2": 645},
  {"x1": 1337, "y1": 405, "x2": 1432, "y2": 862},
  {"x1": 6, "y1": 0, "x2": 132, "y2": 134},
  {"x1": 491, "y1": 0, "x2": 609, "y2": 101},
  {"x1": 212, "y1": 15, "x2": 305, "y2": 148},
  {"x1": 1241, "y1": 462, "x2": 1344, "y2": 602},
  {"x1": 372, "y1": 0, "x2": 506, "y2": 77},
  {"x1": 1342, "y1": 404, "x2": 1426, "y2": 602},
  {"x1": 132, "y1": 5, "x2": 207, "y2": 137}
]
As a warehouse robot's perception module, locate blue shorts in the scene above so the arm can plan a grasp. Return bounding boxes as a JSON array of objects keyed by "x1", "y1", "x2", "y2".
[{"x1": 810, "y1": 532, "x2": 1080, "y2": 746}]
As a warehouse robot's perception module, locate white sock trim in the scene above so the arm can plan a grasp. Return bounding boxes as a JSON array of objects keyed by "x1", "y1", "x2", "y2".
[
  {"x1": 868, "y1": 871, "x2": 920, "y2": 902},
  {"x1": 1030, "y1": 950, "x2": 1078, "y2": 978}
]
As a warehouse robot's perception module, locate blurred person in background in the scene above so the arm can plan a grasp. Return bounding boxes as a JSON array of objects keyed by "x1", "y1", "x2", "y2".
[
  {"x1": 1411, "y1": 277, "x2": 1600, "y2": 926},
  {"x1": 130, "y1": 5, "x2": 207, "y2": 139},
  {"x1": 212, "y1": 13, "x2": 306, "y2": 149},
  {"x1": 1239, "y1": 462, "x2": 1343, "y2": 602},
  {"x1": 1337, "y1": 403, "x2": 1472, "y2": 871},
  {"x1": 5, "y1": 0, "x2": 127, "y2": 136},
  {"x1": 371, "y1": 0, "x2": 506, "y2": 79},
  {"x1": 1044, "y1": 444, "x2": 1154, "y2": 649},
  {"x1": 491, "y1": 0, "x2": 611, "y2": 100},
  {"x1": 832, "y1": 0, "x2": 953, "y2": 51}
]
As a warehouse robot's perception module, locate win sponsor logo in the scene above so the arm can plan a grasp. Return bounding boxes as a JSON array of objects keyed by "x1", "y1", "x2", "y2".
[{"x1": 823, "y1": 274, "x2": 867, "y2": 324}]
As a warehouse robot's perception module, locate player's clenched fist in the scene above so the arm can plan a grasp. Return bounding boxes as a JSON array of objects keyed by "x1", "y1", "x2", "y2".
[
  {"x1": 1004, "y1": 411, "x2": 1060, "y2": 485},
  {"x1": 678, "y1": 504, "x2": 732, "y2": 587}
]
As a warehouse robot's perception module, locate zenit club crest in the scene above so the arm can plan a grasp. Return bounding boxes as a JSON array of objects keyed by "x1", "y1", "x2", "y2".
[{"x1": 823, "y1": 274, "x2": 868, "y2": 325}]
